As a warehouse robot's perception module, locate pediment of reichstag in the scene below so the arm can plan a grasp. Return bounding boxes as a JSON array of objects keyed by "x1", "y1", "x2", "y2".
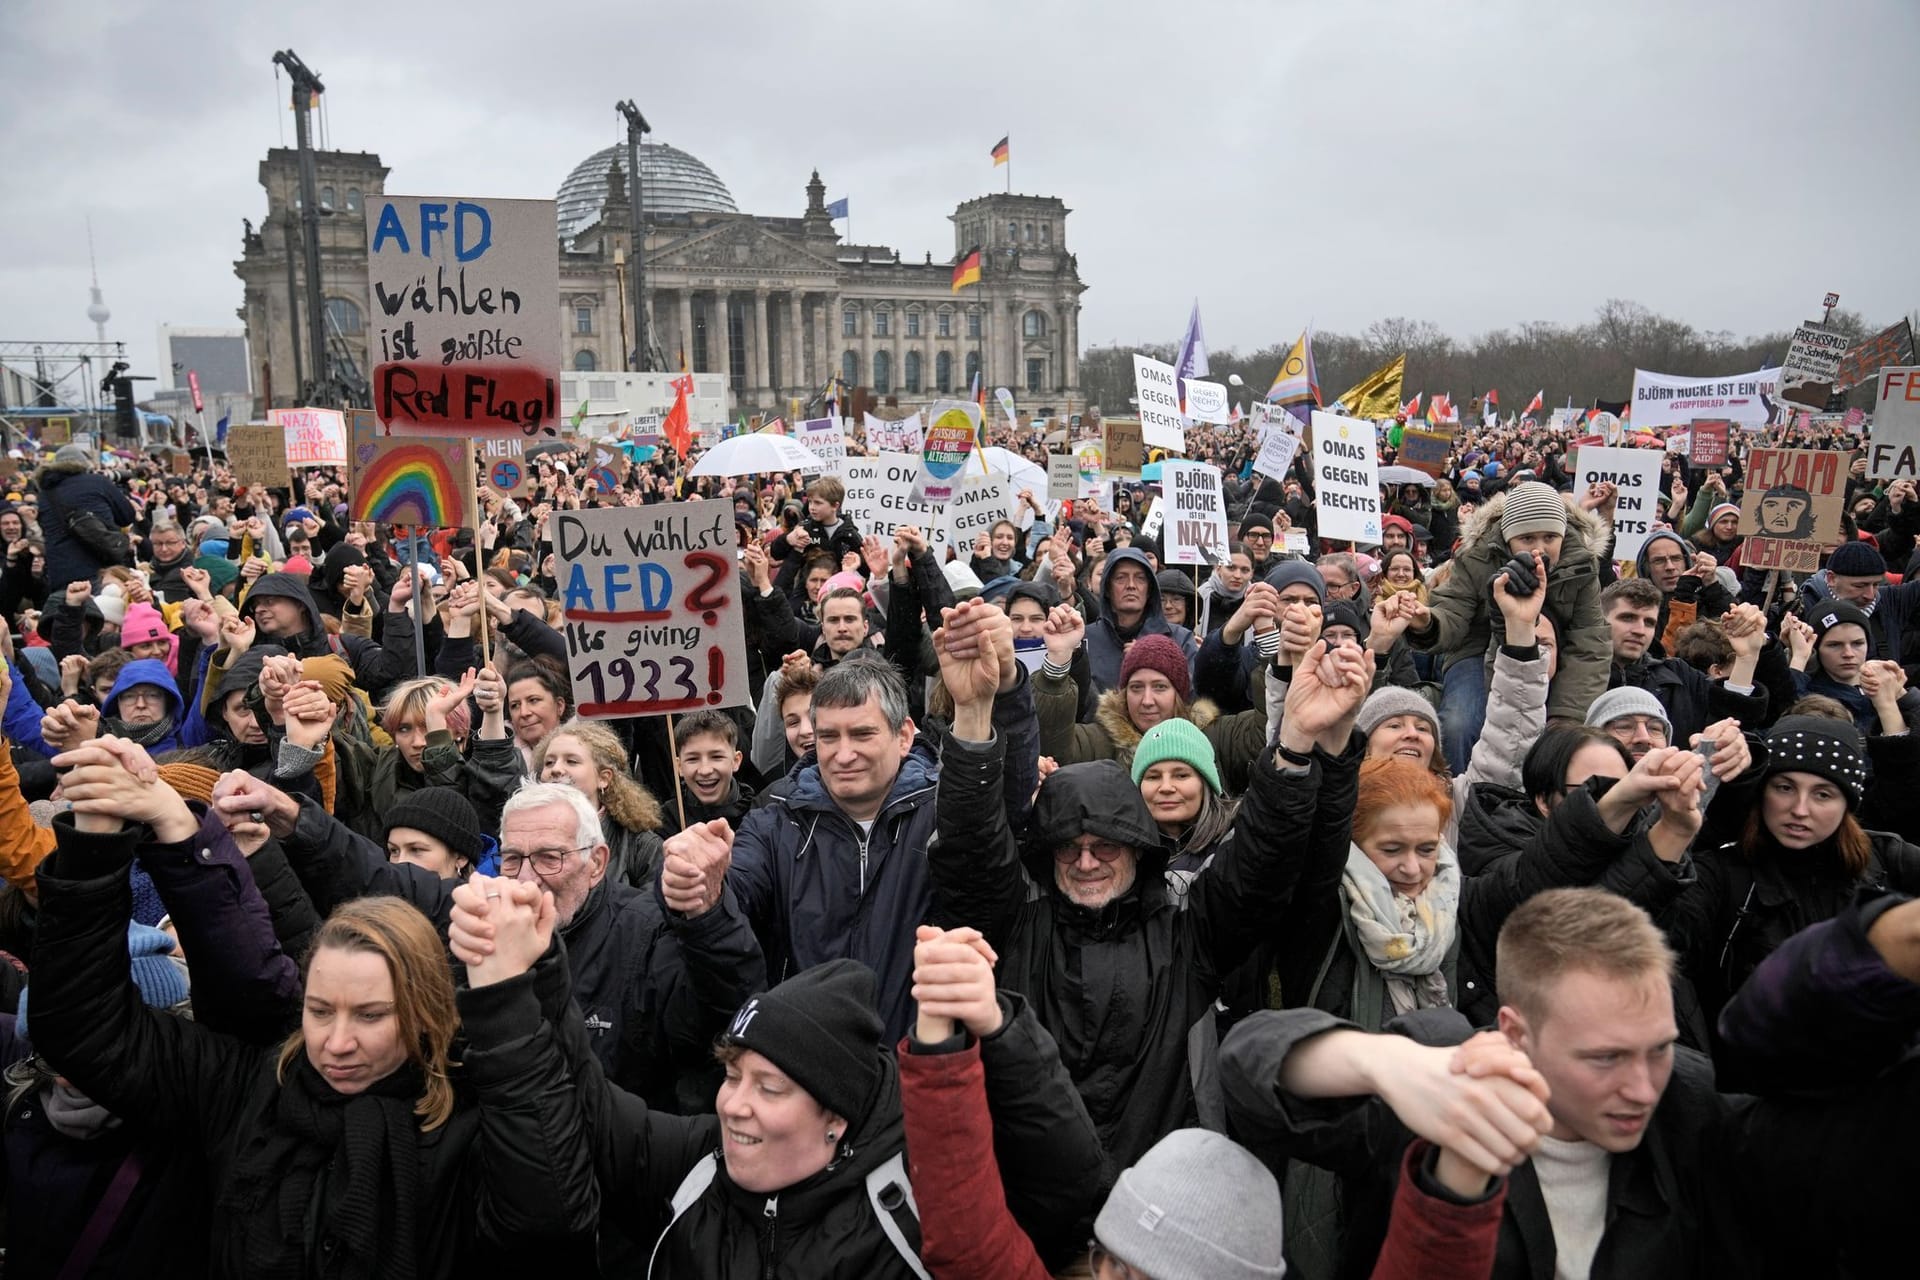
[{"x1": 649, "y1": 221, "x2": 840, "y2": 280}]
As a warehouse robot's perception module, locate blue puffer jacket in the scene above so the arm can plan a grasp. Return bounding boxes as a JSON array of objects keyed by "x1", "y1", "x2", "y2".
[{"x1": 727, "y1": 670, "x2": 1039, "y2": 1042}]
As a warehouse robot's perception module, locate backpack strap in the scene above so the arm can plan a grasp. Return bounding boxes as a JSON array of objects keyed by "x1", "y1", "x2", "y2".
[
  {"x1": 58, "y1": 1149, "x2": 143, "y2": 1280},
  {"x1": 864, "y1": 1150, "x2": 932, "y2": 1280},
  {"x1": 648, "y1": 1153, "x2": 721, "y2": 1279}
]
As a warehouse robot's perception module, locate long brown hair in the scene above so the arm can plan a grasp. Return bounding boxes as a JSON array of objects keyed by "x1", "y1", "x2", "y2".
[
  {"x1": 277, "y1": 897, "x2": 459, "y2": 1131},
  {"x1": 1741, "y1": 804, "x2": 1873, "y2": 877}
]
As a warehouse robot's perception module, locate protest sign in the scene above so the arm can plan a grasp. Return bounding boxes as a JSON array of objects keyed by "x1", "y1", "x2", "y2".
[
  {"x1": 1835, "y1": 319, "x2": 1915, "y2": 392},
  {"x1": 938, "y1": 473, "x2": 1014, "y2": 556},
  {"x1": 994, "y1": 387, "x2": 1018, "y2": 430},
  {"x1": 1780, "y1": 321, "x2": 1850, "y2": 408},
  {"x1": 1396, "y1": 427, "x2": 1452, "y2": 477},
  {"x1": 1739, "y1": 447, "x2": 1844, "y2": 572},
  {"x1": 795, "y1": 416, "x2": 847, "y2": 475},
  {"x1": 912, "y1": 401, "x2": 978, "y2": 504},
  {"x1": 1073, "y1": 440, "x2": 1106, "y2": 499},
  {"x1": 1574, "y1": 445, "x2": 1664, "y2": 561},
  {"x1": 1868, "y1": 367, "x2": 1920, "y2": 480},
  {"x1": 1548, "y1": 407, "x2": 1584, "y2": 430},
  {"x1": 1047, "y1": 452, "x2": 1079, "y2": 501},
  {"x1": 841, "y1": 453, "x2": 942, "y2": 542},
  {"x1": 1665, "y1": 431, "x2": 1690, "y2": 456},
  {"x1": 865, "y1": 411, "x2": 921, "y2": 453},
  {"x1": 1183, "y1": 378, "x2": 1230, "y2": 425},
  {"x1": 552, "y1": 499, "x2": 749, "y2": 718},
  {"x1": 1281, "y1": 528, "x2": 1311, "y2": 555},
  {"x1": 1630, "y1": 366, "x2": 1778, "y2": 431},
  {"x1": 1139, "y1": 497, "x2": 1164, "y2": 542},
  {"x1": 40, "y1": 417, "x2": 71, "y2": 446},
  {"x1": 1252, "y1": 426, "x2": 1301, "y2": 481},
  {"x1": 348, "y1": 414, "x2": 473, "y2": 527},
  {"x1": 1133, "y1": 354, "x2": 1186, "y2": 451},
  {"x1": 272, "y1": 407, "x2": 348, "y2": 469},
  {"x1": 1308, "y1": 411, "x2": 1382, "y2": 544},
  {"x1": 1104, "y1": 419, "x2": 1143, "y2": 476},
  {"x1": 227, "y1": 424, "x2": 288, "y2": 488},
  {"x1": 366, "y1": 196, "x2": 560, "y2": 435},
  {"x1": 1688, "y1": 420, "x2": 1730, "y2": 467},
  {"x1": 1163, "y1": 461, "x2": 1228, "y2": 566}
]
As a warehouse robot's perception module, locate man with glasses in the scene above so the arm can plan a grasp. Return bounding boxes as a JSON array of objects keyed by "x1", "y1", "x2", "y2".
[
  {"x1": 143, "y1": 519, "x2": 195, "y2": 601},
  {"x1": 1237, "y1": 510, "x2": 1281, "y2": 580},
  {"x1": 210, "y1": 774, "x2": 764, "y2": 1108}
]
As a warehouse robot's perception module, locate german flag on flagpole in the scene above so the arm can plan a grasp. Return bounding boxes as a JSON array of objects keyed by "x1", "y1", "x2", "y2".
[
  {"x1": 951, "y1": 246, "x2": 982, "y2": 293},
  {"x1": 990, "y1": 136, "x2": 1009, "y2": 166}
]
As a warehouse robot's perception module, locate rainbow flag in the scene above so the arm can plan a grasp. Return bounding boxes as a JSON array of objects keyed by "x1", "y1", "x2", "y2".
[
  {"x1": 1264, "y1": 329, "x2": 1320, "y2": 411},
  {"x1": 990, "y1": 136, "x2": 1009, "y2": 166},
  {"x1": 951, "y1": 247, "x2": 982, "y2": 292}
]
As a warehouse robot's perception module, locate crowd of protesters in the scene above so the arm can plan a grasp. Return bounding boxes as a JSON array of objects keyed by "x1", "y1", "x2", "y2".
[{"x1": 0, "y1": 399, "x2": 1916, "y2": 1278}]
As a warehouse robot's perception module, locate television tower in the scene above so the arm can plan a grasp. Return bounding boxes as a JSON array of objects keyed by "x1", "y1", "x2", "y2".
[{"x1": 85, "y1": 218, "x2": 111, "y2": 341}]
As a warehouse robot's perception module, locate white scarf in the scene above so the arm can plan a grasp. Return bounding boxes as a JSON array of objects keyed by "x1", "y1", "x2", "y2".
[{"x1": 1341, "y1": 841, "x2": 1460, "y2": 1017}]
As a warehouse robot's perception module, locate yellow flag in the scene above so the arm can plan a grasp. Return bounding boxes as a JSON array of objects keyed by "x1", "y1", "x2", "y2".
[{"x1": 1333, "y1": 354, "x2": 1406, "y2": 421}]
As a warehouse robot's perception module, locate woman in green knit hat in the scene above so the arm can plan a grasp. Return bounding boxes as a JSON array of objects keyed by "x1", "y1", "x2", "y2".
[{"x1": 1132, "y1": 717, "x2": 1238, "y2": 904}]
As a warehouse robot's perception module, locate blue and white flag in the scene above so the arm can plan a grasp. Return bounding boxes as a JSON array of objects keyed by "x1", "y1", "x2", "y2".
[
  {"x1": 214, "y1": 413, "x2": 230, "y2": 444},
  {"x1": 825, "y1": 197, "x2": 848, "y2": 220}
]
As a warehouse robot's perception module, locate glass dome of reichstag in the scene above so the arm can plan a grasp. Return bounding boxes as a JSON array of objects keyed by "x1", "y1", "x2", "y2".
[{"x1": 555, "y1": 142, "x2": 738, "y2": 245}]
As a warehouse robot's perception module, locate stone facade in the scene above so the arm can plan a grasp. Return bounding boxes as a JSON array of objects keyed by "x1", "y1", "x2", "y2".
[{"x1": 236, "y1": 146, "x2": 1086, "y2": 417}]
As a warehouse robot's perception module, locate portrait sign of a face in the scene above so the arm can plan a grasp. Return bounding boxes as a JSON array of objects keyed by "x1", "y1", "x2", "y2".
[{"x1": 1757, "y1": 483, "x2": 1815, "y2": 538}]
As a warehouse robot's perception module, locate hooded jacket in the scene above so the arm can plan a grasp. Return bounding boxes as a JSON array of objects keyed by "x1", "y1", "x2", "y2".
[
  {"x1": 234, "y1": 572, "x2": 405, "y2": 704},
  {"x1": 1633, "y1": 528, "x2": 1731, "y2": 657},
  {"x1": 930, "y1": 730, "x2": 1349, "y2": 1168},
  {"x1": 1083, "y1": 548, "x2": 1197, "y2": 694},
  {"x1": 33, "y1": 456, "x2": 136, "y2": 589},
  {"x1": 103, "y1": 657, "x2": 186, "y2": 754},
  {"x1": 1407, "y1": 489, "x2": 1611, "y2": 723}
]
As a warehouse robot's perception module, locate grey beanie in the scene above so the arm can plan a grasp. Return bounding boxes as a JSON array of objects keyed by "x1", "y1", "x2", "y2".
[
  {"x1": 54, "y1": 443, "x2": 95, "y2": 468},
  {"x1": 1095, "y1": 1129, "x2": 1286, "y2": 1280},
  {"x1": 1499, "y1": 481, "x2": 1568, "y2": 542},
  {"x1": 1356, "y1": 685, "x2": 1442, "y2": 740},
  {"x1": 1584, "y1": 685, "x2": 1672, "y2": 736},
  {"x1": 1263, "y1": 560, "x2": 1325, "y2": 604}
]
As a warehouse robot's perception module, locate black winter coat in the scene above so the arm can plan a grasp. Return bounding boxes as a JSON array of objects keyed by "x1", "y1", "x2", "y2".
[
  {"x1": 238, "y1": 572, "x2": 407, "y2": 704},
  {"x1": 930, "y1": 726, "x2": 1349, "y2": 1168},
  {"x1": 26, "y1": 816, "x2": 598, "y2": 1279},
  {"x1": 34, "y1": 461, "x2": 135, "y2": 591}
]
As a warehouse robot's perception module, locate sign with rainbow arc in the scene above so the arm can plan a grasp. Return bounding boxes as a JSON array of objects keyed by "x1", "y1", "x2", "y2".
[{"x1": 349, "y1": 411, "x2": 475, "y2": 528}]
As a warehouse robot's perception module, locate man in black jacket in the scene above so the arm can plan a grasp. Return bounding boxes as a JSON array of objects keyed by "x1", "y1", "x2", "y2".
[
  {"x1": 237, "y1": 570, "x2": 407, "y2": 703},
  {"x1": 34, "y1": 444, "x2": 135, "y2": 596},
  {"x1": 1598, "y1": 579, "x2": 1767, "y2": 750},
  {"x1": 1221, "y1": 887, "x2": 1920, "y2": 1279}
]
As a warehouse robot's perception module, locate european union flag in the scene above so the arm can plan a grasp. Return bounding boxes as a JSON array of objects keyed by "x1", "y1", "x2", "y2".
[
  {"x1": 825, "y1": 197, "x2": 848, "y2": 220},
  {"x1": 215, "y1": 413, "x2": 230, "y2": 444}
]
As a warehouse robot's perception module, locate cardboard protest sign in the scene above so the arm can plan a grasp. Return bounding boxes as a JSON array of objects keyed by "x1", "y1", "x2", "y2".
[
  {"x1": 1104, "y1": 419, "x2": 1143, "y2": 477},
  {"x1": 1183, "y1": 378, "x2": 1230, "y2": 425},
  {"x1": 227, "y1": 424, "x2": 288, "y2": 488},
  {"x1": 1133, "y1": 354, "x2": 1186, "y2": 451},
  {"x1": 1574, "y1": 445, "x2": 1663, "y2": 562},
  {"x1": 1252, "y1": 426, "x2": 1301, "y2": 481},
  {"x1": 168, "y1": 452, "x2": 193, "y2": 477},
  {"x1": 912, "y1": 401, "x2": 978, "y2": 504},
  {"x1": 367, "y1": 196, "x2": 557, "y2": 497},
  {"x1": 348, "y1": 410, "x2": 473, "y2": 527},
  {"x1": 40, "y1": 418, "x2": 71, "y2": 446},
  {"x1": 1740, "y1": 448, "x2": 1845, "y2": 572},
  {"x1": 1688, "y1": 420, "x2": 1730, "y2": 467},
  {"x1": 796, "y1": 417, "x2": 847, "y2": 475},
  {"x1": 1630, "y1": 366, "x2": 1778, "y2": 431},
  {"x1": 1395, "y1": 427, "x2": 1452, "y2": 477},
  {"x1": 1047, "y1": 453, "x2": 1079, "y2": 501},
  {"x1": 1835, "y1": 320, "x2": 1915, "y2": 392},
  {"x1": 552, "y1": 499, "x2": 750, "y2": 717},
  {"x1": 1780, "y1": 321, "x2": 1850, "y2": 408},
  {"x1": 1308, "y1": 411, "x2": 1383, "y2": 544},
  {"x1": 1162, "y1": 461, "x2": 1228, "y2": 566},
  {"x1": 1868, "y1": 367, "x2": 1920, "y2": 480},
  {"x1": 272, "y1": 407, "x2": 348, "y2": 469}
]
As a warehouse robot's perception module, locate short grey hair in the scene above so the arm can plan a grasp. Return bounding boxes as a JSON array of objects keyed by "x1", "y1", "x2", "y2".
[
  {"x1": 149, "y1": 520, "x2": 186, "y2": 539},
  {"x1": 810, "y1": 652, "x2": 909, "y2": 733},
  {"x1": 501, "y1": 781, "x2": 604, "y2": 857},
  {"x1": 1316, "y1": 552, "x2": 1359, "y2": 584}
]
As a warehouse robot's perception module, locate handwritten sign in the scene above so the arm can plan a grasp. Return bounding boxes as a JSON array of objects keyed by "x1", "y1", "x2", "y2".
[
  {"x1": 40, "y1": 417, "x2": 71, "y2": 446},
  {"x1": 1047, "y1": 453, "x2": 1079, "y2": 501},
  {"x1": 272, "y1": 407, "x2": 348, "y2": 469},
  {"x1": 1395, "y1": 427, "x2": 1452, "y2": 477},
  {"x1": 1104, "y1": 419, "x2": 1143, "y2": 477},
  {"x1": 1779, "y1": 320, "x2": 1850, "y2": 408},
  {"x1": 1133, "y1": 353, "x2": 1186, "y2": 451},
  {"x1": 1309, "y1": 411, "x2": 1382, "y2": 544},
  {"x1": 367, "y1": 195, "x2": 558, "y2": 497},
  {"x1": 554, "y1": 499, "x2": 750, "y2": 717},
  {"x1": 1868, "y1": 367, "x2": 1920, "y2": 480},
  {"x1": 913, "y1": 400, "x2": 979, "y2": 504},
  {"x1": 348, "y1": 410, "x2": 473, "y2": 527},
  {"x1": 1163, "y1": 461, "x2": 1228, "y2": 566},
  {"x1": 1739, "y1": 447, "x2": 1844, "y2": 572},
  {"x1": 1573, "y1": 445, "x2": 1663, "y2": 562},
  {"x1": 1688, "y1": 419, "x2": 1730, "y2": 468},
  {"x1": 227, "y1": 424, "x2": 289, "y2": 488}
]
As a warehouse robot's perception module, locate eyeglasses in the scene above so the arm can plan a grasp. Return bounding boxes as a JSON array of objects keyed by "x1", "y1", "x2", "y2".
[
  {"x1": 498, "y1": 843, "x2": 594, "y2": 876},
  {"x1": 1242, "y1": 528, "x2": 1273, "y2": 540},
  {"x1": 1053, "y1": 838, "x2": 1131, "y2": 864}
]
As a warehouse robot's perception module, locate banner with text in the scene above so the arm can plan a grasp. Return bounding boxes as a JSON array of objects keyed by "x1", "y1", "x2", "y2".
[
  {"x1": 554, "y1": 499, "x2": 750, "y2": 717},
  {"x1": 1133, "y1": 353, "x2": 1186, "y2": 451},
  {"x1": 1162, "y1": 461, "x2": 1228, "y2": 566},
  {"x1": 1309, "y1": 411, "x2": 1383, "y2": 544},
  {"x1": 1739, "y1": 448, "x2": 1844, "y2": 572},
  {"x1": 1629, "y1": 365, "x2": 1778, "y2": 431},
  {"x1": 1868, "y1": 367, "x2": 1920, "y2": 480},
  {"x1": 1574, "y1": 445, "x2": 1664, "y2": 561}
]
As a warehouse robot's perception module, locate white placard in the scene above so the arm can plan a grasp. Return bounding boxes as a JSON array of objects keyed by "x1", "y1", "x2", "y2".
[
  {"x1": 1308, "y1": 411, "x2": 1382, "y2": 544},
  {"x1": 1781, "y1": 321, "x2": 1849, "y2": 399},
  {"x1": 936, "y1": 474, "x2": 1014, "y2": 557},
  {"x1": 840, "y1": 453, "x2": 942, "y2": 544},
  {"x1": 795, "y1": 416, "x2": 847, "y2": 475},
  {"x1": 1138, "y1": 497, "x2": 1163, "y2": 542},
  {"x1": 1047, "y1": 453, "x2": 1079, "y2": 501},
  {"x1": 1629, "y1": 365, "x2": 1779, "y2": 431},
  {"x1": 1868, "y1": 367, "x2": 1920, "y2": 479},
  {"x1": 1183, "y1": 378, "x2": 1231, "y2": 425},
  {"x1": 1574, "y1": 445, "x2": 1665, "y2": 561},
  {"x1": 1253, "y1": 426, "x2": 1302, "y2": 480},
  {"x1": 1133, "y1": 353, "x2": 1186, "y2": 451},
  {"x1": 272, "y1": 407, "x2": 349, "y2": 469},
  {"x1": 1163, "y1": 461, "x2": 1229, "y2": 566},
  {"x1": 1281, "y1": 528, "x2": 1311, "y2": 554}
]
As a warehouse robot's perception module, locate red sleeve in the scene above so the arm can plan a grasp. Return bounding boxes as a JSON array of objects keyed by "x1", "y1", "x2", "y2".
[
  {"x1": 897, "y1": 1038, "x2": 1052, "y2": 1280},
  {"x1": 1369, "y1": 1140, "x2": 1507, "y2": 1280}
]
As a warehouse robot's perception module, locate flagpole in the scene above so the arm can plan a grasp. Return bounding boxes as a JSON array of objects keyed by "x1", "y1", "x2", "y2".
[{"x1": 1006, "y1": 132, "x2": 1011, "y2": 194}]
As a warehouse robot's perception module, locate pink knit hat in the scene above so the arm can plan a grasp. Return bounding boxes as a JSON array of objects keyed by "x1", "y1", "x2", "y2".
[
  {"x1": 118, "y1": 602, "x2": 171, "y2": 648},
  {"x1": 819, "y1": 570, "x2": 867, "y2": 602}
]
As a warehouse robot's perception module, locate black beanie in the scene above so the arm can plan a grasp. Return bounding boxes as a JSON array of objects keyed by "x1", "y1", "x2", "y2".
[
  {"x1": 722, "y1": 958, "x2": 884, "y2": 1124},
  {"x1": 1809, "y1": 600, "x2": 1872, "y2": 645},
  {"x1": 1762, "y1": 715, "x2": 1869, "y2": 810},
  {"x1": 384, "y1": 787, "x2": 484, "y2": 859}
]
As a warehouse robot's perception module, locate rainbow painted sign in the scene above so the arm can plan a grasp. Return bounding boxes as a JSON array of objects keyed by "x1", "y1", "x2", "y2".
[{"x1": 349, "y1": 411, "x2": 474, "y2": 528}]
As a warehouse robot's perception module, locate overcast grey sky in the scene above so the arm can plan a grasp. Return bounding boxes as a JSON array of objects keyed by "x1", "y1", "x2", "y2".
[{"x1": 4, "y1": 0, "x2": 1916, "y2": 391}]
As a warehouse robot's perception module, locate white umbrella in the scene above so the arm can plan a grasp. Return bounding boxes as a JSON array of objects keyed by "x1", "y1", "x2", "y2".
[
  {"x1": 1378, "y1": 465, "x2": 1437, "y2": 487},
  {"x1": 688, "y1": 432, "x2": 824, "y2": 477},
  {"x1": 975, "y1": 446, "x2": 1048, "y2": 495}
]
